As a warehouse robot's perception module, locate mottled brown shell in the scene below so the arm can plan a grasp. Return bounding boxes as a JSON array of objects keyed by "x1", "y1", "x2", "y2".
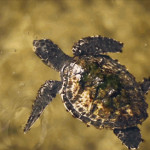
[{"x1": 61, "y1": 55, "x2": 148, "y2": 129}]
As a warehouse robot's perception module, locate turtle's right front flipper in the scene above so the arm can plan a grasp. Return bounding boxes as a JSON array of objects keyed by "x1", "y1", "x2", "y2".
[
  {"x1": 72, "y1": 36, "x2": 123, "y2": 56},
  {"x1": 113, "y1": 127, "x2": 143, "y2": 149}
]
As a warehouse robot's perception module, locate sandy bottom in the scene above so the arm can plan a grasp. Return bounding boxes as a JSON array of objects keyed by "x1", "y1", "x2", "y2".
[{"x1": 0, "y1": 0, "x2": 150, "y2": 150}]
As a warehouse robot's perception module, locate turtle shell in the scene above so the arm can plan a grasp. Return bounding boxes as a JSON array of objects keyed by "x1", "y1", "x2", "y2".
[{"x1": 61, "y1": 55, "x2": 148, "y2": 129}]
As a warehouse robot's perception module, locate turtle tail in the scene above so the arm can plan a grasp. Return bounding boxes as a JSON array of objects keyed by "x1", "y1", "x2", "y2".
[{"x1": 113, "y1": 127, "x2": 143, "y2": 149}]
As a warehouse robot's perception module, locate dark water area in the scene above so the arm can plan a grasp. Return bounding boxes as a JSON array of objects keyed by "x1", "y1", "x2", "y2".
[{"x1": 0, "y1": 0, "x2": 150, "y2": 150}]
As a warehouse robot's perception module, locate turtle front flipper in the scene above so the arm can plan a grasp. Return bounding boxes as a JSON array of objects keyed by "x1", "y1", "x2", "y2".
[
  {"x1": 33, "y1": 39, "x2": 72, "y2": 72},
  {"x1": 24, "y1": 80, "x2": 62, "y2": 133},
  {"x1": 140, "y1": 77, "x2": 150, "y2": 94},
  {"x1": 72, "y1": 36, "x2": 123, "y2": 56},
  {"x1": 113, "y1": 127, "x2": 143, "y2": 149}
]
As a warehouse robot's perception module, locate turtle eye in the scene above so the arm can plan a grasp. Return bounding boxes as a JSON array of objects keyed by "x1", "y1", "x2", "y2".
[
  {"x1": 33, "y1": 40, "x2": 44, "y2": 48},
  {"x1": 33, "y1": 40, "x2": 38, "y2": 46}
]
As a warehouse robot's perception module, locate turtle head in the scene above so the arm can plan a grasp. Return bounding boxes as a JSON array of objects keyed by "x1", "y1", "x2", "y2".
[{"x1": 33, "y1": 39, "x2": 71, "y2": 71}]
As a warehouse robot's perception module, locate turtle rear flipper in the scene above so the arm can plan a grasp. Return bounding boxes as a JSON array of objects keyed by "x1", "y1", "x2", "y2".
[
  {"x1": 140, "y1": 77, "x2": 150, "y2": 94},
  {"x1": 113, "y1": 127, "x2": 143, "y2": 150}
]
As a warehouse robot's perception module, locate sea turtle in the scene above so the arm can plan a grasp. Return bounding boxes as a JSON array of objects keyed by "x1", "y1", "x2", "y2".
[{"x1": 24, "y1": 36, "x2": 150, "y2": 149}]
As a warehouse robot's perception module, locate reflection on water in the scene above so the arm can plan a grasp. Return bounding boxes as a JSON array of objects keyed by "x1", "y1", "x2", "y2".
[{"x1": 0, "y1": 0, "x2": 150, "y2": 150}]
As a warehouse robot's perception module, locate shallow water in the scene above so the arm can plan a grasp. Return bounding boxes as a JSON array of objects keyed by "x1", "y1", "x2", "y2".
[{"x1": 0, "y1": 0, "x2": 150, "y2": 150}]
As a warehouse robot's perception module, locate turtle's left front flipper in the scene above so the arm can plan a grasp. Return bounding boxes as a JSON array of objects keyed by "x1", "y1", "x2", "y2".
[
  {"x1": 140, "y1": 77, "x2": 150, "y2": 94},
  {"x1": 24, "y1": 80, "x2": 62, "y2": 133},
  {"x1": 113, "y1": 127, "x2": 143, "y2": 149}
]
